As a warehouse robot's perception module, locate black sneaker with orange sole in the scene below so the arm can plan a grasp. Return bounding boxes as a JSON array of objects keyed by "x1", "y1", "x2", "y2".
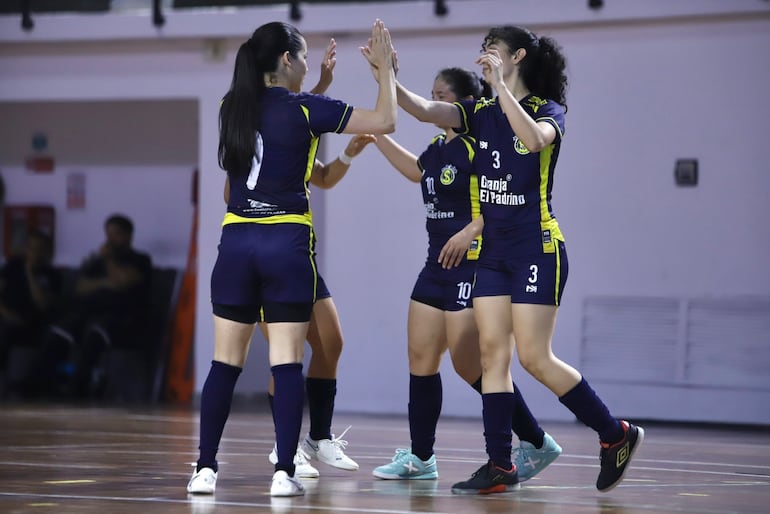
[
  {"x1": 451, "y1": 460, "x2": 520, "y2": 495},
  {"x1": 597, "y1": 420, "x2": 645, "y2": 492}
]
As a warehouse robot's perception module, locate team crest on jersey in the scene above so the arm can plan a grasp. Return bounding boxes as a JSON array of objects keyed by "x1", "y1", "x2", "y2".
[
  {"x1": 513, "y1": 136, "x2": 530, "y2": 155},
  {"x1": 440, "y1": 164, "x2": 457, "y2": 185}
]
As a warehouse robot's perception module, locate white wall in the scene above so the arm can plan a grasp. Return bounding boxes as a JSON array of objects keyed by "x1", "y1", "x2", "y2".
[
  {"x1": 1, "y1": 164, "x2": 195, "y2": 268},
  {"x1": 2, "y1": 0, "x2": 768, "y2": 422},
  {"x1": 0, "y1": 100, "x2": 198, "y2": 268}
]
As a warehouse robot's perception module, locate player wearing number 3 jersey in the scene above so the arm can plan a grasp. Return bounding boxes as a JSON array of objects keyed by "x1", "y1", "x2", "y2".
[
  {"x1": 391, "y1": 25, "x2": 644, "y2": 495},
  {"x1": 364, "y1": 67, "x2": 562, "y2": 484}
]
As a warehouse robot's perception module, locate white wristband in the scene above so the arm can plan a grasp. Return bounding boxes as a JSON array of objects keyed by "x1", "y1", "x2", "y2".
[{"x1": 338, "y1": 150, "x2": 354, "y2": 166}]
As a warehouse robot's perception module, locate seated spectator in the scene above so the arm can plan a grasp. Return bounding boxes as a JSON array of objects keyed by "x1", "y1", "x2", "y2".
[
  {"x1": 0, "y1": 230, "x2": 62, "y2": 377},
  {"x1": 29, "y1": 214, "x2": 152, "y2": 399}
]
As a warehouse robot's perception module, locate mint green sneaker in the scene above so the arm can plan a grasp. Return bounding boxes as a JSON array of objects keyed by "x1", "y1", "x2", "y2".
[
  {"x1": 513, "y1": 432, "x2": 562, "y2": 481},
  {"x1": 372, "y1": 449, "x2": 438, "y2": 480}
]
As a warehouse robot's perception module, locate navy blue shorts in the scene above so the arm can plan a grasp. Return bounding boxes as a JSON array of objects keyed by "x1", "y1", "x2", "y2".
[
  {"x1": 410, "y1": 259, "x2": 476, "y2": 312},
  {"x1": 472, "y1": 240, "x2": 568, "y2": 306},
  {"x1": 316, "y1": 274, "x2": 331, "y2": 300},
  {"x1": 236, "y1": 274, "x2": 331, "y2": 325},
  {"x1": 210, "y1": 223, "x2": 317, "y2": 323}
]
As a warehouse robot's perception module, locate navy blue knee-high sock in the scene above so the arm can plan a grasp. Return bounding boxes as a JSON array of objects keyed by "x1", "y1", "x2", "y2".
[
  {"x1": 511, "y1": 385, "x2": 545, "y2": 448},
  {"x1": 559, "y1": 377, "x2": 623, "y2": 443},
  {"x1": 471, "y1": 376, "x2": 544, "y2": 448},
  {"x1": 268, "y1": 393, "x2": 275, "y2": 424},
  {"x1": 306, "y1": 377, "x2": 336, "y2": 441},
  {"x1": 482, "y1": 392, "x2": 514, "y2": 470},
  {"x1": 409, "y1": 373, "x2": 442, "y2": 461},
  {"x1": 197, "y1": 360, "x2": 242, "y2": 472},
  {"x1": 272, "y1": 363, "x2": 304, "y2": 475}
]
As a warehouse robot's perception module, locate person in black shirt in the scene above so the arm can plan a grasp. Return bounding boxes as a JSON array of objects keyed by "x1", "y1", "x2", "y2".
[
  {"x1": 29, "y1": 214, "x2": 152, "y2": 398},
  {"x1": 0, "y1": 230, "x2": 61, "y2": 374}
]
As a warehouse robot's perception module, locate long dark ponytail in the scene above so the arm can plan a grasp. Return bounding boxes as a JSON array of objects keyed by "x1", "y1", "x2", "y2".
[
  {"x1": 484, "y1": 26, "x2": 568, "y2": 110},
  {"x1": 218, "y1": 21, "x2": 304, "y2": 175}
]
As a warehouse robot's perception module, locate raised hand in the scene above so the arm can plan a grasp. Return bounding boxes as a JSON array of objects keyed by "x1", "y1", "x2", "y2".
[
  {"x1": 475, "y1": 48, "x2": 504, "y2": 90},
  {"x1": 359, "y1": 19, "x2": 394, "y2": 76},
  {"x1": 310, "y1": 38, "x2": 337, "y2": 95}
]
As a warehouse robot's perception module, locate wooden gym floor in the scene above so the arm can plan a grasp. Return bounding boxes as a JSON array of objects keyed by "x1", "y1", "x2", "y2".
[{"x1": 0, "y1": 403, "x2": 768, "y2": 514}]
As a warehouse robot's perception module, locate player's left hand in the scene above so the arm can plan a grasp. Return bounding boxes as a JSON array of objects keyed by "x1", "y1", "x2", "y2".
[
  {"x1": 310, "y1": 38, "x2": 337, "y2": 95},
  {"x1": 438, "y1": 230, "x2": 473, "y2": 269},
  {"x1": 344, "y1": 134, "x2": 376, "y2": 157}
]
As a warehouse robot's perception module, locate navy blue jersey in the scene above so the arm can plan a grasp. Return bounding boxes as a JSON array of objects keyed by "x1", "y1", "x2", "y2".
[
  {"x1": 224, "y1": 87, "x2": 352, "y2": 227},
  {"x1": 416, "y1": 133, "x2": 481, "y2": 263},
  {"x1": 0, "y1": 257, "x2": 61, "y2": 322},
  {"x1": 455, "y1": 95, "x2": 565, "y2": 256}
]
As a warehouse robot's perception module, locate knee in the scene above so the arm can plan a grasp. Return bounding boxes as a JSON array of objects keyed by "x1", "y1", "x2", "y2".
[
  {"x1": 309, "y1": 336, "x2": 343, "y2": 371},
  {"x1": 450, "y1": 354, "x2": 480, "y2": 384},
  {"x1": 451, "y1": 360, "x2": 470, "y2": 383},
  {"x1": 326, "y1": 336, "x2": 343, "y2": 362},
  {"x1": 517, "y1": 349, "x2": 550, "y2": 381},
  {"x1": 480, "y1": 345, "x2": 512, "y2": 376},
  {"x1": 408, "y1": 345, "x2": 443, "y2": 375}
]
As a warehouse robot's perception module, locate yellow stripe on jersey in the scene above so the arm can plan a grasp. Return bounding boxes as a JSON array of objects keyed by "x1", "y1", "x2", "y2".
[
  {"x1": 535, "y1": 116, "x2": 564, "y2": 140},
  {"x1": 299, "y1": 104, "x2": 320, "y2": 208},
  {"x1": 539, "y1": 145, "x2": 564, "y2": 253},
  {"x1": 554, "y1": 241, "x2": 562, "y2": 306},
  {"x1": 301, "y1": 105, "x2": 315, "y2": 138},
  {"x1": 222, "y1": 212, "x2": 313, "y2": 227},
  {"x1": 467, "y1": 173, "x2": 482, "y2": 260},
  {"x1": 305, "y1": 136, "x2": 318, "y2": 185},
  {"x1": 457, "y1": 134, "x2": 476, "y2": 162},
  {"x1": 539, "y1": 144, "x2": 553, "y2": 226},
  {"x1": 458, "y1": 134, "x2": 482, "y2": 261},
  {"x1": 308, "y1": 229, "x2": 318, "y2": 303},
  {"x1": 454, "y1": 101, "x2": 470, "y2": 133},
  {"x1": 334, "y1": 104, "x2": 352, "y2": 134}
]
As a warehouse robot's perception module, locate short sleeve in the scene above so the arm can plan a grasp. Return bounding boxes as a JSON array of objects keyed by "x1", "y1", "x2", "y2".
[
  {"x1": 302, "y1": 93, "x2": 353, "y2": 135},
  {"x1": 528, "y1": 98, "x2": 565, "y2": 141},
  {"x1": 452, "y1": 99, "x2": 476, "y2": 135}
]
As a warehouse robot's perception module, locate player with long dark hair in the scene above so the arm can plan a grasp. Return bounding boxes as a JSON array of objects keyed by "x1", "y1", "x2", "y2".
[{"x1": 188, "y1": 19, "x2": 396, "y2": 497}]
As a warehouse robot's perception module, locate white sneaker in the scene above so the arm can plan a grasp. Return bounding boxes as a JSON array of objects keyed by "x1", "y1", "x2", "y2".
[
  {"x1": 268, "y1": 444, "x2": 320, "y2": 478},
  {"x1": 301, "y1": 426, "x2": 359, "y2": 471},
  {"x1": 187, "y1": 467, "x2": 217, "y2": 494},
  {"x1": 270, "y1": 470, "x2": 305, "y2": 497}
]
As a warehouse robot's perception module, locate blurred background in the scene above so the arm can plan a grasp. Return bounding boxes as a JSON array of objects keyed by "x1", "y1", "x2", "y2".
[{"x1": 1, "y1": 0, "x2": 768, "y2": 425}]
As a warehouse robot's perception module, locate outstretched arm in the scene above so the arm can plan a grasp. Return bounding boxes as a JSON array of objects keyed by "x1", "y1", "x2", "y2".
[
  {"x1": 360, "y1": 43, "x2": 460, "y2": 128},
  {"x1": 311, "y1": 134, "x2": 376, "y2": 189},
  {"x1": 372, "y1": 134, "x2": 421, "y2": 183},
  {"x1": 395, "y1": 81, "x2": 461, "y2": 128},
  {"x1": 343, "y1": 20, "x2": 397, "y2": 135}
]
